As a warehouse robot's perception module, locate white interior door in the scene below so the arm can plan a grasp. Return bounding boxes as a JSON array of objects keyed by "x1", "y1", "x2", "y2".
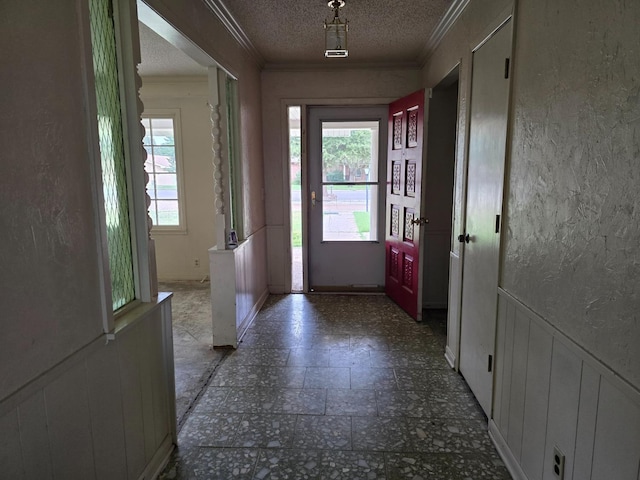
[
  {"x1": 307, "y1": 106, "x2": 388, "y2": 291},
  {"x1": 459, "y1": 19, "x2": 513, "y2": 416}
]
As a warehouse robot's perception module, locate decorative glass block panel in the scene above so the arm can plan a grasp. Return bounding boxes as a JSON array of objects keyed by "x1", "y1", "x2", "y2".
[
  {"x1": 89, "y1": 0, "x2": 135, "y2": 311},
  {"x1": 406, "y1": 161, "x2": 416, "y2": 197},
  {"x1": 393, "y1": 114, "x2": 403, "y2": 150},
  {"x1": 407, "y1": 107, "x2": 418, "y2": 147}
]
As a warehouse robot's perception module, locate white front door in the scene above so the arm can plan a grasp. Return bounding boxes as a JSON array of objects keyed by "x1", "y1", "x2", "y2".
[
  {"x1": 459, "y1": 19, "x2": 513, "y2": 416},
  {"x1": 307, "y1": 106, "x2": 388, "y2": 291}
]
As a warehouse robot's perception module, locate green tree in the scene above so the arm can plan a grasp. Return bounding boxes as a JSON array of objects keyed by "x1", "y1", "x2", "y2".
[{"x1": 322, "y1": 129, "x2": 371, "y2": 180}]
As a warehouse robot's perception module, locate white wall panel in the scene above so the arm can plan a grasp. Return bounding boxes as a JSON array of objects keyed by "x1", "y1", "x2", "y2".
[
  {"x1": 493, "y1": 290, "x2": 640, "y2": 480},
  {"x1": 445, "y1": 252, "x2": 461, "y2": 368},
  {"x1": 45, "y1": 363, "x2": 96, "y2": 480},
  {"x1": 591, "y1": 378, "x2": 640, "y2": 480},
  {"x1": 17, "y1": 392, "x2": 52, "y2": 480},
  {"x1": 542, "y1": 340, "x2": 581, "y2": 480},
  {"x1": 117, "y1": 323, "x2": 147, "y2": 479},
  {"x1": 0, "y1": 409, "x2": 23, "y2": 479},
  {"x1": 86, "y1": 344, "x2": 128, "y2": 480},
  {"x1": 572, "y1": 363, "x2": 600, "y2": 480},
  {"x1": 507, "y1": 308, "x2": 530, "y2": 460},
  {"x1": 520, "y1": 321, "x2": 552, "y2": 480}
]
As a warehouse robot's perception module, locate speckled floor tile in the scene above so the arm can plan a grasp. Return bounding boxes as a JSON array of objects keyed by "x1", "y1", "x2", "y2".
[
  {"x1": 252, "y1": 449, "x2": 323, "y2": 479},
  {"x1": 394, "y1": 368, "x2": 471, "y2": 393},
  {"x1": 240, "y1": 332, "x2": 301, "y2": 349},
  {"x1": 304, "y1": 367, "x2": 351, "y2": 388},
  {"x1": 179, "y1": 413, "x2": 243, "y2": 447},
  {"x1": 287, "y1": 348, "x2": 331, "y2": 367},
  {"x1": 352, "y1": 416, "x2": 412, "y2": 452},
  {"x1": 405, "y1": 417, "x2": 494, "y2": 454},
  {"x1": 224, "y1": 348, "x2": 291, "y2": 367},
  {"x1": 191, "y1": 387, "x2": 230, "y2": 414},
  {"x1": 375, "y1": 390, "x2": 435, "y2": 418},
  {"x1": 162, "y1": 294, "x2": 510, "y2": 480},
  {"x1": 271, "y1": 388, "x2": 327, "y2": 415},
  {"x1": 221, "y1": 388, "x2": 278, "y2": 414},
  {"x1": 253, "y1": 449, "x2": 387, "y2": 480},
  {"x1": 350, "y1": 335, "x2": 392, "y2": 350},
  {"x1": 231, "y1": 414, "x2": 297, "y2": 448},
  {"x1": 293, "y1": 415, "x2": 352, "y2": 450},
  {"x1": 298, "y1": 333, "x2": 351, "y2": 349},
  {"x1": 325, "y1": 389, "x2": 377, "y2": 416},
  {"x1": 385, "y1": 452, "x2": 510, "y2": 479},
  {"x1": 350, "y1": 367, "x2": 398, "y2": 390},
  {"x1": 328, "y1": 349, "x2": 371, "y2": 367},
  {"x1": 369, "y1": 350, "x2": 449, "y2": 370},
  {"x1": 189, "y1": 448, "x2": 260, "y2": 479},
  {"x1": 211, "y1": 365, "x2": 306, "y2": 388}
]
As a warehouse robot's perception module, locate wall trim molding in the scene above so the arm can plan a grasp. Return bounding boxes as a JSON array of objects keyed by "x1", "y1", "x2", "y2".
[
  {"x1": 419, "y1": 0, "x2": 471, "y2": 66},
  {"x1": 488, "y1": 420, "x2": 528, "y2": 480},
  {"x1": 497, "y1": 288, "x2": 640, "y2": 406},
  {"x1": 202, "y1": 0, "x2": 265, "y2": 66}
]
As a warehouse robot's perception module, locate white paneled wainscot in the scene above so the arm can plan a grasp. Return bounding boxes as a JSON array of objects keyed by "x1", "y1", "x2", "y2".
[
  {"x1": 491, "y1": 289, "x2": 640, "y2": 480},
  {"x1": 0, "y1": 296, "x2": 175, "y2": 480},
  {"x1": 209, "y1": 228, "x2": 270, "y2": 347}
]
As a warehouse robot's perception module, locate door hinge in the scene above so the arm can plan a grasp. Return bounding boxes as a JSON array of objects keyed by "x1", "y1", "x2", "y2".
[
  {"x1": 504, "y1": 58, "x2": 510, "y2": 79},
  {"x1": 428, "y1": 88, "x2": 433, "y2": 99},
  {"x1": 495, "y1": 214, "x2": 501, "y2": 233},
  {"x1": 488, "y1": 354, "x2": 493, "y2": 372}
]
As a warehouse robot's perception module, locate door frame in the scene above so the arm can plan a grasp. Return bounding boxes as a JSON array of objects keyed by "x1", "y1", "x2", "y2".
[
  {"x1": 446, "y1": 5, "x2": 516, "y2": 373},
  {"x1": 281, "y1": 97, "x2": 398, "y2": 293}
]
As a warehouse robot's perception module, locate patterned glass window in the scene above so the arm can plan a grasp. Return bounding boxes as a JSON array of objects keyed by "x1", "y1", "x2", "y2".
[
  {"x1": 142, "y1": 116, "x2": 181, "y2": 227},
  {"x1": 89, "y1": 0, "x2": 136, "y2": 311}
]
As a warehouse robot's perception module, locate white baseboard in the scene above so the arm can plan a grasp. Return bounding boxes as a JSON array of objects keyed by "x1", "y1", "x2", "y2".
[
  {"x1": 238, "y1": 287, "x2": 270, "y2": 341},
  {"x1": 444, "y1": 345, "x2": 456, "y2": 369},
  {"x1": 489, "y1": 420, "x2": 528, "y2": 480}
]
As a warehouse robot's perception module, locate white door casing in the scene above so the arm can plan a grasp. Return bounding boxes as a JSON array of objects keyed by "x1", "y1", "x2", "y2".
[
  {"x1": 307, "y1": 106, "x2": 388, "y2": 291},
  {"x1": 459, "y1": 19, "x2": 513, "y2": 416}
]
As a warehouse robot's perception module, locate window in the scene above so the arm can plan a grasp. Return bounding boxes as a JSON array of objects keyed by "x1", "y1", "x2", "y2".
[
  {"x1": 142, "y1": 113, "x2": 184, "y2": 230},
  {"x1": 89, "y1": 0, "x2": 136, "y2": 311},
  {"x1": 321, "y1": 121, "x2": 380, "y2": 241}
]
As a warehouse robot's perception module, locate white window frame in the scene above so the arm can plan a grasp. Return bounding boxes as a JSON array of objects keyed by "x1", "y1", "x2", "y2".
[{"x1": 142, "y1": 109, "x2": 187, "y2": 234}]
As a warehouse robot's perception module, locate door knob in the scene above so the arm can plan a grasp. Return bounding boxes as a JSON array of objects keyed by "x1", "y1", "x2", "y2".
[
  {"x1": 458, "y1": 233, "x2": 470, "y2": 243},
  {"x1": 411, "y1": 217, "x2": 429, "y2": 226}
]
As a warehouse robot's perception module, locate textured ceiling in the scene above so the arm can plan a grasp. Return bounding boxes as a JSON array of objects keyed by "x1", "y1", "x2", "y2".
[
  {"x1": 224, "y1": 0, "x2": 454, "y2": 66},
  {"x1": 138, "y1": 22, "x2": 208, "y2": 77},
  {"x1": 138, "y1": 0, "x2": 456, "y2": 76}
]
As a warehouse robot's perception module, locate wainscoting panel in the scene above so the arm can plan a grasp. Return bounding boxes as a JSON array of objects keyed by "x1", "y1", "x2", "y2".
[
  {"x1": 0, "y1": 295, "x2": 175, "y2": 480},
  {"x1": 492, "y1": 289, "x2": 640, "y2": 480},
  {"x1": 17, "y1": 392, "x2": 52, "y2": 479},
  {"x1": 520, "y1": 321, "x2": 552, "y2": 480}
]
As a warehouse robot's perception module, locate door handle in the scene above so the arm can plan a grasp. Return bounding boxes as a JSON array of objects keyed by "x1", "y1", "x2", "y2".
[
  {"x1": 311, "y1": 191, "x2": 316, "y2": 207},
  {"x1": 410, "y1": 217, "x2": 429, "y2": 226},
  {"x1": 457, "y1": 233, "x2": 470, "y2": 243}
]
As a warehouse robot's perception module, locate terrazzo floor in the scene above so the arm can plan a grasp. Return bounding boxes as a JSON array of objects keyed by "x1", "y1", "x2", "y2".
[{"x1": 160, "y1": 293, "x2": 511, "y2": 480}]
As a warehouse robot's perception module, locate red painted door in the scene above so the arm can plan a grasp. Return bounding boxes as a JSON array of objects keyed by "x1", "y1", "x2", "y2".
[{"x1": 385, "y1": 89, "x2": 427, "y2": 320}]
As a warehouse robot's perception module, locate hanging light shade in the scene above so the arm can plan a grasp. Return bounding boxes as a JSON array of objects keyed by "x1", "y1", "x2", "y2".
[{"x1": 324, "y1": 0, "x2": 348, "y2": 58}]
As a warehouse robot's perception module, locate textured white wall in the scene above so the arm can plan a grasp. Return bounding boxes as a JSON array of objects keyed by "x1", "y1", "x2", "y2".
[
  {"x1": 140, "y1": 78, "x2": 216, "y2": 280},
  {"x1": 424, "y1": 0, "x2": 639, "y2": 389},
  {"x1": 261, "y1": 68, "x2": 422, "y2": 291},
  {"x1": 503, "y1": 0, "x2": 640, "y2": 388},
  {"x1": 0, "y1": 0, "x2": 105, "y2": 401}
]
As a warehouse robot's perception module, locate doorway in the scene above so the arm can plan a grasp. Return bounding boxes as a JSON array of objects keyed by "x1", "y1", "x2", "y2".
[
  {"x1": 307, "y1": 106, "x2": 388, "y2": 292},
  {"x1": 421, "y1": 68, "x2": 459, "y2": 332}
]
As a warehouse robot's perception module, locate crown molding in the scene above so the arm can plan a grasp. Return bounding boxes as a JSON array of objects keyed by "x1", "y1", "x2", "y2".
[
  {"x1": 418, "y1": 0, "x2": 470, "y2": 67},
  {"x1": 202, "y1": 0, "x2": 265, "y2": 67},
  {"x1": 262, "y1": 61, "x2": 421, "y2": 72}
]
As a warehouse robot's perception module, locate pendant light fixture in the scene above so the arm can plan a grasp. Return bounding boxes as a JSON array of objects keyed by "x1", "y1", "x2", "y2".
[{"x1": 324, "y1": 0, "x2": 348, "y2": 57}]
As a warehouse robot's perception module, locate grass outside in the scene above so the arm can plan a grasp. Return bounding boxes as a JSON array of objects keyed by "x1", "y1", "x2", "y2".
[{"x1": 353, "y1": 211, "x2": 370, "y2": 238}]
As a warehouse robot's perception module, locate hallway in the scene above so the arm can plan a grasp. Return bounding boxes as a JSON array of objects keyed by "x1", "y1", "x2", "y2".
[{"x1": 160, "y1": 294, "x2": 510, "y2": 479}]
